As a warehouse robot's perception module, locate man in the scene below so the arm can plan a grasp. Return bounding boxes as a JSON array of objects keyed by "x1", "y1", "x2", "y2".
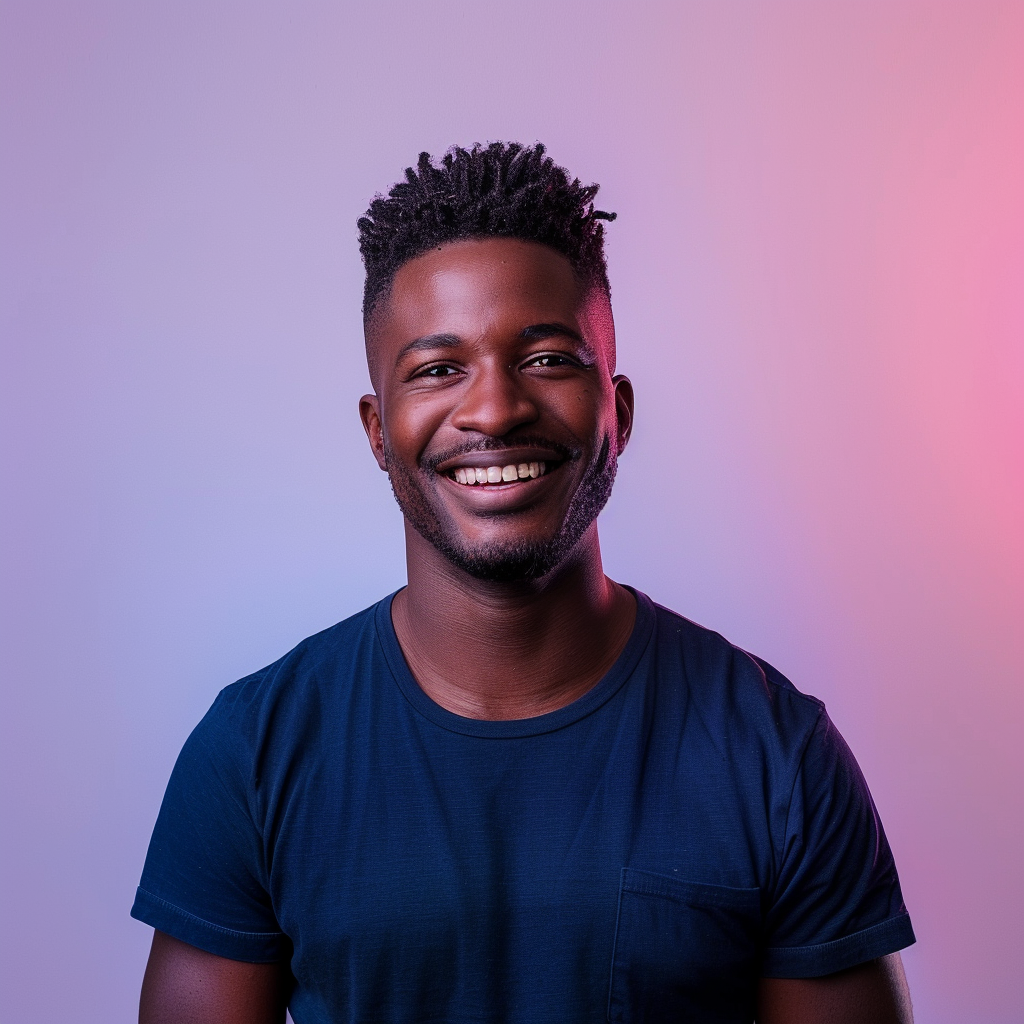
[{"x1": 133, "y1": 143, "x2": 915, "y2": 1023}]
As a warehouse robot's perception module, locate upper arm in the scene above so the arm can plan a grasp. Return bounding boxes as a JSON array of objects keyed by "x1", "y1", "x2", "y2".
[
  {"x1": 131, "y1": 693, "x2": 291, "y2": 963},
  {"x1": 757, "y1": 952, "x2": 913, "y2": 1024},
  {"x1": 139, "y1": 930, "x2": 290, "y2": 1024},
  {"x1": 760, "y1": 706, "x2": 914, "y2": 976}
]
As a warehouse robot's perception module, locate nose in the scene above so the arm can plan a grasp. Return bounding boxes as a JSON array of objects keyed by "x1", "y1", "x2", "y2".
[{"x1": 449, "y1": 361, "x2": 540, "y2": 437}]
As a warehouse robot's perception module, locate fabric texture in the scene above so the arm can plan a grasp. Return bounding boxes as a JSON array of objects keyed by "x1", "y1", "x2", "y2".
[{"x1": 132, "y1": 590, "x2": 914, "y2": 1023}]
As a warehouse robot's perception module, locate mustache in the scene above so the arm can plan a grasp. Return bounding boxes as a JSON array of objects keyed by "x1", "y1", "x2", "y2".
[{"x1": 421, "y1": 434, "x2": 581, "y2": 472}]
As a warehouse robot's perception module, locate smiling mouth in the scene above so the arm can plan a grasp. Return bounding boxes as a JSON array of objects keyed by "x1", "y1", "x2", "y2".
[{"x1": 448, "y1": 461, "x2": 550, "y2": 486}]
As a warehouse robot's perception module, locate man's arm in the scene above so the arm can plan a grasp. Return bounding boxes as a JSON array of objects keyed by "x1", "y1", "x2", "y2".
[
  {"x1": 139, "y1": 930, "x2": 290, "y2": 1024},
  {"x1": 757, "y1": 952, "x2": 913, "y2": 1024}
]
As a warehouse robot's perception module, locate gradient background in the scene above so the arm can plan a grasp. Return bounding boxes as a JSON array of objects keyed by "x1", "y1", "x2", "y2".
[{"x1": 2, "y1": 2, "x2": 1022, "y2": 1022}]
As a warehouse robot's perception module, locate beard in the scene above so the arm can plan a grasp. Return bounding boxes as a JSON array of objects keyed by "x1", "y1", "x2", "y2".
[{"x1": 383, "y1": 434, "x2": 617, "y2": 583}]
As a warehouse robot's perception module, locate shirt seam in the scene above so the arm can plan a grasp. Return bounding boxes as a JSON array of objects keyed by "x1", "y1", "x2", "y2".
[
  {"x1": 135, "y1": 886, "x2": 285, "y2": 940},
  {"x1": 771, "y1": 704, "x2": 828, "y2": 900},
  {"x1": 192, "y1": 701, "x2": 271, "y2": 897},
  {"x1": 763, "y1": 910, "x2": 913, "y2": 957}
]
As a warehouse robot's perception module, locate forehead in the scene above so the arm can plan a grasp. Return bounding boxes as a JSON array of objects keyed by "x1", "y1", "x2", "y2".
[
  {"x1": 378, "y1": 237, "x2": 581, "y2": 334},
  {"x1": 366, "y1": 238, "x2": 613, "y2": 371}
]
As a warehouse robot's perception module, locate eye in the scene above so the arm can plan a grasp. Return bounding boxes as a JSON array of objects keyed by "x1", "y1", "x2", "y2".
[
  {"x1": 525, "y1": 354, "x2": 577, "y2": 369},
  {"x1": 420, "y1": 364, "x2": 459, "y2": 378}
]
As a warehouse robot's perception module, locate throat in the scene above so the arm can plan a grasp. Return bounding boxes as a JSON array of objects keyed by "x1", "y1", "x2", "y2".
[{"x1": 391, "y1": 565, "x2": 637, "y2": 721}]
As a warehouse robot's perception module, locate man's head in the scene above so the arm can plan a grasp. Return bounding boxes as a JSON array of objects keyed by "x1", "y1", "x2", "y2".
[{"x1": 358, "y1": 144, "x2": 632, "y2": 584}]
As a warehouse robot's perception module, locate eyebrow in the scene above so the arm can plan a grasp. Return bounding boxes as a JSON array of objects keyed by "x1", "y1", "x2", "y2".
[
  {"x1": 521, "y1": 322, "x2": 583, "y2": 343},
  {"x1": 397, "y1": 323, "x2": 595, "y2": 361},
  {"x1": 522, "y1": 322, "x2": 598, "y2": 362},
  {"x1": 396, "y1": 332, "x2": 463, "y2": 360}
]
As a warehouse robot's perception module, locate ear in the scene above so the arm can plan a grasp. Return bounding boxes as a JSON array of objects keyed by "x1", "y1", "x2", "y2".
[
  {"x1": 612, "y1": 375, "x2": 634, "y2": 455},
  {"x1": 359, "y1": 394, "x2": 389, "y2": 472}
]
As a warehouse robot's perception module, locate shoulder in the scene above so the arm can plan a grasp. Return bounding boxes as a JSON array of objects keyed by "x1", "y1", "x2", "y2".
[
  {"x1": 192, "y1": 596, "x2": 391, "y2": 760},
  {"x1": 644, "y1": 597, "x2": 828, "y2": 770}
]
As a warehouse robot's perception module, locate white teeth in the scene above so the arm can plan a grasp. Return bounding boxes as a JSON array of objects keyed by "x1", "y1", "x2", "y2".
[{"x1": 450, "y1": 461, "x2": 549, "y2": 485}]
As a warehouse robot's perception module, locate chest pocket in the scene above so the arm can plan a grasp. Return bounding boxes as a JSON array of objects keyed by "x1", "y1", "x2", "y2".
[{"x1": 608, "y1": 868, "x2": 761, "y2": 1023}]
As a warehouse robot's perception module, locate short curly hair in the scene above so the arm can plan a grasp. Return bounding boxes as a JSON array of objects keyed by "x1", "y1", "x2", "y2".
[{"x1": 357, "y1": 142, "x2": 616, "y2": 322}]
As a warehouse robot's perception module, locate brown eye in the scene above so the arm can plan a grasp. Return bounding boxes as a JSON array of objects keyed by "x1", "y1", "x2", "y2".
[{"x1": 528, "y1": 355, "x2": 573, "y2": 368}]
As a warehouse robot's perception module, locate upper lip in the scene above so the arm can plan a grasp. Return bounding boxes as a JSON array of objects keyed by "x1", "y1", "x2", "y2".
[{"x1": 433, "y1": 447, "x2": 565, "y2": 473}]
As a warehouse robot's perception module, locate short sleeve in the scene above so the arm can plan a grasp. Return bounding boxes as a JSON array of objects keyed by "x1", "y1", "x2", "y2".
[
  {"x1": 130, "y1": 689, "x2": 290, "y2": 962},
  {"x1": 761, "y1": 709, "x2": 915, "y2": 977}
]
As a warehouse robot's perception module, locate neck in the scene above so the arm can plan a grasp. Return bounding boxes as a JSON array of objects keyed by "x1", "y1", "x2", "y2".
[{"x1": 391, "y1": 522, "x2": 636, "y2": 720}]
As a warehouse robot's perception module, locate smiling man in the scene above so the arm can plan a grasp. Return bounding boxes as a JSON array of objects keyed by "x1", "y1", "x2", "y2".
[{"x1": 133, "y1": 143, "x2": 915, "y2": 1023}]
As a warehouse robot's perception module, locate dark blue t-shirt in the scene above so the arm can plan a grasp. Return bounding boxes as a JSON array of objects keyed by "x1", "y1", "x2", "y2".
[{"x1": 132, "y1": 591, "x2": 913, "y2": 1023}]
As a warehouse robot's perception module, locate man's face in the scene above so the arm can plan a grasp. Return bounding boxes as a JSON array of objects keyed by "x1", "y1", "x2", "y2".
[{"x1": 360, "y1": 237, "x2": 633, "y2": 583}]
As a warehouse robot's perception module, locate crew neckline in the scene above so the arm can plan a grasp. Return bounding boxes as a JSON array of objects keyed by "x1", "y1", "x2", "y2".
[{"x1": 374, "y1": 587, "x2": 656, "y2": 738}]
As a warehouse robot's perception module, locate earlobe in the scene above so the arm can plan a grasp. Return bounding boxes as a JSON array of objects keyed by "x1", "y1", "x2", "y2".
[
  {"x1": 358, "y1": 394, "x2": 389, "y2": 472},
  {"x1": 612, "y1": 375, "x2": 634, "y2": 454}
]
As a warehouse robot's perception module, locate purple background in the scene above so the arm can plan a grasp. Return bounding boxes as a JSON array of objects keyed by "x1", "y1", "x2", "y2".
[{"x1": 2, "y1": 3, "x2": 1022, "y2": 1022}]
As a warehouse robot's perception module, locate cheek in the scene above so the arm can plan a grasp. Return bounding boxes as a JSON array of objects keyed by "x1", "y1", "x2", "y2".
[
  {"x1": 381, "y1": 396, "x2": 448, "y2": 459},
  {"x1": 559, "y1": 383, "x2": 616, "y2": 440}
]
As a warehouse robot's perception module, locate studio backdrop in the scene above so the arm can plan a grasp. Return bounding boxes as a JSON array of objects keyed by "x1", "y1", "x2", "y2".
[{"x1": 1, "y1": 3, "x2": 1022, "y2": 1022}]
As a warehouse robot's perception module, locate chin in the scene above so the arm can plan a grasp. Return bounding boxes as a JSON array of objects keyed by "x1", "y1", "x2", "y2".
[{"x1": 431, "y1": 536, "x2": 571, "y2": 583}]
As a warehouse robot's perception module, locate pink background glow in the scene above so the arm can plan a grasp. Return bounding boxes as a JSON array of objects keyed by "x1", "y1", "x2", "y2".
[{"x1": 2, "y1": 3, "x2": 1021, "y2": 1021}]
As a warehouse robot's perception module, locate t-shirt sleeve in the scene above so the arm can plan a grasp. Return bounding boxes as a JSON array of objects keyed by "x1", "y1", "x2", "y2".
[
  {"x1": 130, "y1": 689, "x2": 289, "y2": 962},
  {"x1": 760, "y1": 708, "x2": 915, "y2": 978}
]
